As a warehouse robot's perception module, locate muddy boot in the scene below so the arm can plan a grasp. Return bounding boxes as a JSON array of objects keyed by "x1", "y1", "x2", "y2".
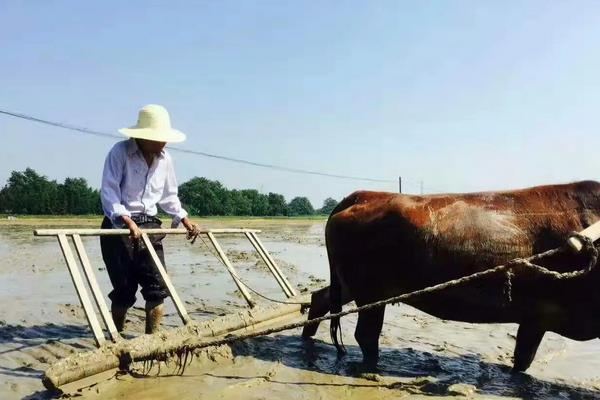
[
  {"x1": 111, "y1": 305, "x2": 128, "y2": 333},
  {"x1": 145, "y1": 300, "x2": 164, "y2": 334}
]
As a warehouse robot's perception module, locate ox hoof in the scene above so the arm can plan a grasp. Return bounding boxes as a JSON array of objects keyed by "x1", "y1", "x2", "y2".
[
  {"x1": 335, "y1": 348, "x2": 348, "y2": 359},
  {"x1": 361, "y1": 357, "x2": 379, "y2": 372},
  {"x1": 301, "y1": 325, "x2": 318, "y2": 338},
  {"x1": 511, "y1": 362, "x2": 531, "y2": 374},
  {"x1": 347, "y1": 360, "x2": 379, "y2": 375}
]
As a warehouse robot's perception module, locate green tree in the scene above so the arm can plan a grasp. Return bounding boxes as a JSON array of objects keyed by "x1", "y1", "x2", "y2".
[
  {"x1": 240, "y1": 189, "x2": 269, "y2": 216},
  {"x1": 227, "y1": 190, "x2": 252, "y2": 215},
  {"x1": 0, "y1": 168, "x2": 60, "y2": 214},
  {"x1": 267, "y1": 192, "x2": 287, "y2": 216},
  {"x1": 0, "y1": 169, "x2": 334, "y2": 217},
  {"x1": 287, "y1": 197, "x2": 314, "y2": 216},
  {"x1": 178, "y1": 177, "x2": 294, "y2": 216},
  {"x1": 318, "y1": 197, "x2": 338, "y2": 215},
  {"x1": 58, "y1": 177, "x2": 100, "y2": 214},
  {"x1": 179, "y1": 177, "x2": 228, "y2": 216}
]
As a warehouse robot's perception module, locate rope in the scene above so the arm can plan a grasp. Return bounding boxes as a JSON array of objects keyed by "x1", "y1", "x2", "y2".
[
  {"x1": 172, "y1": 236, "x2": 599, "y2": 354},
  {"x1": 189, "y1": 228, "x2": 598, "y2": 312}
]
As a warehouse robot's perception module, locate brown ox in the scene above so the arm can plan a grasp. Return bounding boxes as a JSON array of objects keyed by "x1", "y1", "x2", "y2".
[{"x1": 302, "y1": 181, "x2": 600, "y2": 372}]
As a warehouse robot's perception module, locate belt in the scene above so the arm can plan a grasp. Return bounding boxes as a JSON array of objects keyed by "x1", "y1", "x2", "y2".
[{"x1": 131, "y1": 214, "x2": 162, "y2": 224}]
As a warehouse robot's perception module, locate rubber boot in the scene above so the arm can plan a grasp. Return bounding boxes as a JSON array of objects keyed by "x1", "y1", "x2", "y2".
[
  {"x1": 111, "y1": 305, "x2": 128, "y2": 333},
  {"x1": 145, "y1": 300, "x2": 164, "y2": 334}
]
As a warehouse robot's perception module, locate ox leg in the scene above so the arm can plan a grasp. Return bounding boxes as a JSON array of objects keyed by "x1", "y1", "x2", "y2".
[
  {"x1": 302, "y1": 286, "x2": 330, "y2": 338},
  {"x1": 355, "y1": 305, "x2": 386, "y2": 369},
  {"x1": 512, "y1": 324, "x2": 545, "y2": 373}
]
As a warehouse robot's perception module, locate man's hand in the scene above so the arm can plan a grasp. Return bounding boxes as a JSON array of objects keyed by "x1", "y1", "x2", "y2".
[
  {"x1": 182, "y1": 217, "x2": 201, "y2": 240},
  {"x1": 122, "y1": 216, "x2": 142, "y2": 240}
]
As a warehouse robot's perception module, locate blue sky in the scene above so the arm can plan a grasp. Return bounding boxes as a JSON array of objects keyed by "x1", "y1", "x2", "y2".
[{"x1": 2, "y1": 1, "x2": 600, "y2": 206}]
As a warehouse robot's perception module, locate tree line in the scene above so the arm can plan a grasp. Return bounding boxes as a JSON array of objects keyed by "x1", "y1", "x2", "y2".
[{"x1": 0, "y1": 168, "x2": 339, "y2": 216}]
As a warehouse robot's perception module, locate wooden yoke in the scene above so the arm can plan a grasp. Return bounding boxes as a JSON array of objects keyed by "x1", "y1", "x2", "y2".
[{"x1": 567, "y1": 220, "x2": 600, "y2": 252}]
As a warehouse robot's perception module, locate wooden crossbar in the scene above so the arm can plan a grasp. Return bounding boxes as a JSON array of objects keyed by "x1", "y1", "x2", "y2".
[{"x1": 35, "y1": 228, "x2": 260, "y2": 236}]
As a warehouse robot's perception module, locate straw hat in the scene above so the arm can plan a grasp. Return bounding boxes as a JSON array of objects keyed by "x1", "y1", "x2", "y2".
[{"x1": 119, "y1": 104, "x2": 186, "y2": 143}]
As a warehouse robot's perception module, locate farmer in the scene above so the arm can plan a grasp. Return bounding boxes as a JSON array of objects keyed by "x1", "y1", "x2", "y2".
[{"x1": 100, "y1": 104, "x2": 199, "y2": 334}]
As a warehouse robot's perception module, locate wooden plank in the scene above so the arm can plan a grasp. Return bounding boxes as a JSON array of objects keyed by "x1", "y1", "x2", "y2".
[
  {"x1": 249, "y1": 232, "x2": 297, "y2": 297},
  {"x1": 72, "y1": 235, "x2": 120, "y2": 342},
  {"x1": 35, "y1": 228, "x2": 261, "y2": 237},
  {"x1": 206, "y1": 232, "x2": 255, "y2": 308},
  {"x1": 245, "y1": 232, "x2": 294, "y2": 298},
  {"x1": 141, "y1": 233, "x2": 191, "y2": 324},
  {"x1": 56, "y1": 234, "x2": 105, "y2": 347}
]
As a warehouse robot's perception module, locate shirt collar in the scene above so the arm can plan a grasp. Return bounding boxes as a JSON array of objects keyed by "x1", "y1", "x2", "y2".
[{"x1": 127, "y1": 138, "x2": 165, "y2": 159}]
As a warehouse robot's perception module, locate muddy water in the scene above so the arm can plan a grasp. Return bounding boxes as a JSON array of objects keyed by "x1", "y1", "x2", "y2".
[{"x1": 2, "y1": 219, "x2": 600, "y2": 399}]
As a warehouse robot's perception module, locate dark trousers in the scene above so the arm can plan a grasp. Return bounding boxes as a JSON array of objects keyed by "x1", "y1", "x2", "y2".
[{"x1": 100, "y1": 215, "x2": 169, "y2": 308}]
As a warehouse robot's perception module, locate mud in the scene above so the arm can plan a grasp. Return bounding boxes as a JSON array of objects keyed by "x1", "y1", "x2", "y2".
[{"x1": 2, "y1": 218, "x2": 600, "y2": 399}]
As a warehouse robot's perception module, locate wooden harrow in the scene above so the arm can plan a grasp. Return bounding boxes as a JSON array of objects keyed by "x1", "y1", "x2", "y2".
[{"x1": 34, "y1": 228, "x2": 308, "y2": 391}]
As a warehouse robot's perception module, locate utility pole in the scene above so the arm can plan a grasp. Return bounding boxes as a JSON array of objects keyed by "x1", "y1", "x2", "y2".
[{"x1": 398, "y1": 176, "x2": 402, "y2": 193}]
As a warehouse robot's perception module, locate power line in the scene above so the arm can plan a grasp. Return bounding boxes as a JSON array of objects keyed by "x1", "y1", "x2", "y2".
[
  {"x1": 0, "y1": 109, "x2": 118, "y2": 139},
  {"x1": 168, "y1": 146, "x2": 393, "y2": 183},
  {"x1": 0, "y1": 108, "x2": 395, "y2": 184}
]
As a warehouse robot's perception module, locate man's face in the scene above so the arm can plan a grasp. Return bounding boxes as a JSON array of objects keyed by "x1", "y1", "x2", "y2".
[{"x1": 137, "y1": 139, "x2": 166, "y2": 155}]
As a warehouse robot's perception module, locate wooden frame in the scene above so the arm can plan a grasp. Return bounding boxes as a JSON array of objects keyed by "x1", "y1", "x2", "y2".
[{"x1": 35, "y1": 228, "x2": 294, "y2": 346}]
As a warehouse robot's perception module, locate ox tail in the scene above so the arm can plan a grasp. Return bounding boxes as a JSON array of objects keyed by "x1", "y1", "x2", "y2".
[
  {"x1": 327, "y1": 195, "x2": 355, "y2": 355},
  {"x1": 329, "y1": 266, "x2": 346, "y2": 354}
]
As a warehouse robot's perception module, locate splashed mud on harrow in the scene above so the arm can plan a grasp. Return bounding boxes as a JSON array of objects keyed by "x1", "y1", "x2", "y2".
[{"x1": 43, "y1": 298, "x2": 309, "y2": 391}]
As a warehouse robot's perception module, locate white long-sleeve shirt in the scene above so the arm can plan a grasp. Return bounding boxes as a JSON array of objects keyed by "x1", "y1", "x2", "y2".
[{"x1": 101, "y1": 139, "x2": 188, "y2": 226}]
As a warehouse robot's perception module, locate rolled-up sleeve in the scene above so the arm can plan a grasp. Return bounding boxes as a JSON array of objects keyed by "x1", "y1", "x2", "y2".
[
  {"x1": 101, "y1": 144, "x2": 131, "y2": 225},
  {"x1": 158, "y1": 154, "x2": 188, "y2": 226}
]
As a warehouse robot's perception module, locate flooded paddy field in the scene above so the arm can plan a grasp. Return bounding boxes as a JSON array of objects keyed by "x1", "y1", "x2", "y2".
[{"x1": 2, "y1": 217, "x2": 600, "y2": 399}]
